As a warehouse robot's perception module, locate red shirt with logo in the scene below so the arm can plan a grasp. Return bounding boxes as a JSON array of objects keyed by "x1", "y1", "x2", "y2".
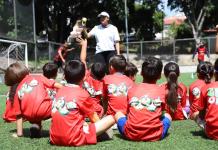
[
  {"x1": 124, "y1": 83, "x2": 166, "y2": 141},
  {"x1": 13, "y1": 74, "x2": 55, "y2": 123},
  {"x1": 103, "y1": 73, "x2": 134, "y2": 116},
  {"x1": 189, "y1": 79, "x2": 206, "y2": 116},
  {"x1": 82, "y1": 71, "x2": 104, "y2": 117},
  {"x1": 3, "y1": 93, "x2": 17, "y2": 122},
  {"x1": 197, "y1": 82, "x2": 218, "y2": 140},
  {"x1": 50, "y1": 84, "x2": 97, "y2": 146},
  {"x1": 161, "y1": 83, "x2": 187, "y2": 120}
]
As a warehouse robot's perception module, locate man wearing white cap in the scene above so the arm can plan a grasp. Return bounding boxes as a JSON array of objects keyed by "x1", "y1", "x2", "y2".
[{"x1": 88, "y1": 11, "x2": 120, "y2": 72}]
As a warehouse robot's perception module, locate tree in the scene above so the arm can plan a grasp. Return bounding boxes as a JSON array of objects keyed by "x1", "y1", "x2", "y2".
[
  {"x1": 168, "y1": 0, "x2": 215, "y2": 42},
  {"x1": 129, "y1": 0, "x2": 162, "y2": 40}
]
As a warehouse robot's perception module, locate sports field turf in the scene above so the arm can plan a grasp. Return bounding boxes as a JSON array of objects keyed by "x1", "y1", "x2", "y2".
[{"x1": 0, "y1": 73, "x2": 218, "y2": 149}]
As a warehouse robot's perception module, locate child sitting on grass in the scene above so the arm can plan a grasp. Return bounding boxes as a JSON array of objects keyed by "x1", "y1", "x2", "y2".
[
  {"x1": 161, "y1": 62, "x2": 188, "y2": 120},
  {"x1": 115, "y1": 56, "x2": 172, "y2": 141},
  {"x1": 194, "y1": 58, "x2": 218, "y2": 140},
  {"x1": 49, "y1": 60, "x2": 115, "y2": 146},
  {"x1": 4, "y1": 62, "x2": 62, "y2": 138},
  {"x1": 79, "y1": 38, "x2": 105, "y2": 117},
  {"x1": 189, "y1": 62, "x2": 214, "y2": 121},
  {"x1": 102, "y1": 55, "x2": 134, "y2": 116},
  {"x1": 3, "y1": 62, "x2": 59, "y2": 123},
  {"x1": 124, "y1": 62, "x2": 138, "y2": 82}
]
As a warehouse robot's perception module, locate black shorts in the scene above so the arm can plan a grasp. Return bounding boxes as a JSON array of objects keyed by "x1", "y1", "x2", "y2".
[{"x1": 94, "y1": 50, "x2": 116, "y2": 72}]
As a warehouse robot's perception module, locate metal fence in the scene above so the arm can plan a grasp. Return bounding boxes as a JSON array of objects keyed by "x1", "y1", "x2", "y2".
[
  {"x1": 123, "y1": 36, "x2": 216, "y2": 60},
  {"x1": 0, "y1": 36, "x2": 216, "y2": 71}
]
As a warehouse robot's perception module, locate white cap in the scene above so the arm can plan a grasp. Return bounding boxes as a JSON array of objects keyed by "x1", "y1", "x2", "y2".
[{"x1": 97, "y1": 11, "x2": 110, "y2": 18}]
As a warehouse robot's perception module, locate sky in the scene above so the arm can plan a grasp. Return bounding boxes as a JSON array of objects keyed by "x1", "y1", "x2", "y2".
[{"x1": 159, "y1": 0, "x2": 180, "y2": 17}]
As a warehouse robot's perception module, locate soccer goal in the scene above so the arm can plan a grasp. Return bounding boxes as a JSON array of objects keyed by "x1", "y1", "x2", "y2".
[{"x1": 0, "y1": 39, "x2": 28, "y2": 71}]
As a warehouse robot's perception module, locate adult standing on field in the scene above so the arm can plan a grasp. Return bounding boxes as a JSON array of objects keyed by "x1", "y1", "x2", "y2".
[{"x1": 88, "y1": 11, "x2": 120, "y2": 71}]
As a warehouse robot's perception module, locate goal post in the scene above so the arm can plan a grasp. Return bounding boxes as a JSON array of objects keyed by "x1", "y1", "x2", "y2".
[{"x1": 0, "y1": 39, "x2": 28, "y2": 71}]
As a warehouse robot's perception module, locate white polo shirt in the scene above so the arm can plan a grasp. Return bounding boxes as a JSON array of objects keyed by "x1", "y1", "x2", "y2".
[{"x1": 89, "y1": 24, "x2": 120, "y2": 54}]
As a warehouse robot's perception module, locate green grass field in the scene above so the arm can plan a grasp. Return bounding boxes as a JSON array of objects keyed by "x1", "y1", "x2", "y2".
[{"x1": 0, "y1": 73, "x2": 218, "y2": 150}]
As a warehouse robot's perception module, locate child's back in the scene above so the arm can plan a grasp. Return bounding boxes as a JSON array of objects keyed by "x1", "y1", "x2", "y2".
[
  {"x1": 103, "y1": 73, "x2": 133, "y2": 115},
  {"x1": 50, "y1": 84, "x2": 96, "y2": 146},
  {"x1": 161, "y1": 82, "x2": 187, "y2": 120},
  {"x1": 124, "y1": 83, "x2": 165, "y2": 141}
]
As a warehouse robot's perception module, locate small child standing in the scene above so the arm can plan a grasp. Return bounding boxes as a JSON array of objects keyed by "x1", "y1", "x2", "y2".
[
  {"x1": 49, "y1": 60, "x2": 115, "y2": 146},
  {"x1": 189, "y1": 62, "x2": 214, "y2": 120},
  {"x1": 115, "y1": 56, "x2": 172, "y2": 141},
  {"x1": 194, "y1": 58, "x2": 218, "y2": 140},
  {"x1": 4, "y1": 62, "x2": 62, "y2": 138},
  {"x1": 161, "y1": 62, "x2": 188, "y2": 120},
  {"x1": 102, "y1": 55, "x2": 134, "y2": 116}
]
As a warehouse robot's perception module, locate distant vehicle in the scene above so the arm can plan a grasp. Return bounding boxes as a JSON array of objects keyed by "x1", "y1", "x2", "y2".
[{"x1": 123, "y1": 34, "x2": 138, "y2": 42}]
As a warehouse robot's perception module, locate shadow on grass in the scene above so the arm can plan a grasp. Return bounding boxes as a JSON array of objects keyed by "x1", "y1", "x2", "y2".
[
  {"x1": 190, "y1": 130, "x2": 209, "y2": 140},
  {"x1": 10, "y1": 128, "x2": 49, "y2": 138},
  {"x1": 114, "y1": 132, "x2": 171, "y2": 142}
]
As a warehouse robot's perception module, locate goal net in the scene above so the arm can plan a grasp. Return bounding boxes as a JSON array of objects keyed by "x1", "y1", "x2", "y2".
[{"x1": 0, "y1": 39, "x2": 28, "y2": 72}]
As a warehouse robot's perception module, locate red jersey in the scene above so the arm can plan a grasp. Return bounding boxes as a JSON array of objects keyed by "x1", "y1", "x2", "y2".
[
  {"x1": 192, "y1": 46, "x2": 209, "y2": 61},
  {"x1": 162, "y1": 83, "x2": 187, "y2": 120},
  {"x1": 3, "y1": 93, "x2": 17, "y2": 122},
  {"x1": 13, "y1": 74, "x2": 55, "y2": 123},
  {"x1": 82, "y1": 71, "x2": 104, "y2": 117},
  {"x1": 50, "y1": 84, "x2": 97, "y2": 146},
  {"x1": 189, "y1": 79, "x2": 206, "y2": 116},
  {"x1": 103, "y1": 73, "x2": 134, "y2": 116},
  {"x1": 54, "y1": 46, "x2": 67, "y2": 62},
  {"x1": 197, "y1": 82, "x2": 218, "y2": 140},
  {"x1": 124, "y1": 83, "x2": 165, "y2": 141}
]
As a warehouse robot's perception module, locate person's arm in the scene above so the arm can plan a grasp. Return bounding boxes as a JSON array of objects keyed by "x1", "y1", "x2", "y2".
[
  {"x1": 205, "y1": 47, "x2": 210, "y2": 58},
  {"x1": 13, "y1": 115, "x2": 23, "y2": 137},
  {"x1": 66, "y1": 48, "x2": 75, "y2": 52},
  {"x1": 88, "y1": 112, "x2": 100, "y2": 123},
  {"x1": 54, "y1": 82, "x2": 63, "y2": 89},
  {"x1": 192, "y1": 48, "x2": 198, "y2": 61},
  {"x1": 87, "y1": 26, "x2": 95, "y2": 39},
  {"x1": 58, "y1": 47, "x2": 65, "y2": 63},
  {"x1": 115, "y1": 42, "x2": 120, "y2": 55},
  {"x1": 80, "y1": 39, "x2": 88, "y2": 67}
]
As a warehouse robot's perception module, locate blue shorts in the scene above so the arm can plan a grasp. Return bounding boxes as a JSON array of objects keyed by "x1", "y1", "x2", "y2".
[
  {"x1": 117, "y1": 117, "x2": 127, "y2": 136},
  {"x1": 161, "y1": 116, "x2": 171, "y2": 139},
  {"x1": 117, "y1": 116, "x2": 171, "y2": 139}
]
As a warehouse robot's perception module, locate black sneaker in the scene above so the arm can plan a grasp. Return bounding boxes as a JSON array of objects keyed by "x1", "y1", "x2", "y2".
[{"x1": 30, "y1": 124, "x2": 41, "y2": 138}]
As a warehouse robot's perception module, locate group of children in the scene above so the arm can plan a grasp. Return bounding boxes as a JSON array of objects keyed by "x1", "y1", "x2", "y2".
[{"x1": 2, "y1": 39, "x2": 218, "y2": 146}]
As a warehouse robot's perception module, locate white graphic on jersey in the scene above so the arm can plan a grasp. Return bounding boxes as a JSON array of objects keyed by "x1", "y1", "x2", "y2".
[
  {"x1": 192, "y1": 87, "x2": 201, "y2": 99},
  {"x1": 52, "y1": 97, "x2": 77, "y2": 115},
  {"x1": 129, "y1": 95, "x2": 162, "y2": 111},
  {"x1": 108, "y1": 83, "x2": 128, "y2": 96},
  {"x1": 18, "y1": 79, "x2": 38, "y2": 100}
]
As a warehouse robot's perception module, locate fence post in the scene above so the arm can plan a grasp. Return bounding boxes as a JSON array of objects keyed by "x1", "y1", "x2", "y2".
[
  {"x1": 140, "y1": 41, "x2": 143, "y2": 59},
  {"x1": 207, "y1": 37, "x2": 210, "y2": 55},
  {"x1": 49, "y1": 42, "x2": 51, "y2": 61},
  {"x1": 173, "y1": 39, "x2": 176, "y2": 61},
  {"x1": 34, "y1": 43, "x2": 37, "y2": 70}
]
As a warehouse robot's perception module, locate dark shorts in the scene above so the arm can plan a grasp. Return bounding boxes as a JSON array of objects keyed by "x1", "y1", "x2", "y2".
[
  {"x1": 117, "y1": 116, "x2": 171, "y2": 139},
  {"x1": 94, "y1": 50, "x2": 116, "y2": 73}
]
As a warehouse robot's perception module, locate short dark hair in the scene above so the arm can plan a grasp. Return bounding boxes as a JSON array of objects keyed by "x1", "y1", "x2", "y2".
[
  {"x1": 64, "y1": 60, "x2": 85, "y2": 84},
  {"x1": 91, "y1": 62, "x2": 106, "y2": 80},
  {"x1": 125, "y1": 62, "x2": 138, "y2": 77},
  {"x1": 141, "y1": 56, "x2": 163, "y2": 82},
  {"x1": 109, "y1": 55, "x2": 127, "y2": 73},
  {"x1": 43, "y1": 62, "x2": 58, "y2": 79}
]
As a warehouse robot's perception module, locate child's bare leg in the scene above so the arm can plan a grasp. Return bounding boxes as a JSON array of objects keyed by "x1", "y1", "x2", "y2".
[
  {"x1": 12, "y1": 115, "x2": 23, "y2": 138},
  {"x1": 95, "y1": 115, "x2": 115, "y2": 136},
  {"x1": 114, "y1": 111, "x2": 126, "y2": 122}
]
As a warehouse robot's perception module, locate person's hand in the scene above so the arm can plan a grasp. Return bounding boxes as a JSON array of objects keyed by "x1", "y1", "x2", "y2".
[
  {"x1": 62, "y1": 59, "x2": 66, "y2": 63},
  {"x1": 192, "y1": 59, "x2": 194, "y2": 62},
  {"x1": 12, "y1": 133, "x2": 23, "y2": 138}
]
